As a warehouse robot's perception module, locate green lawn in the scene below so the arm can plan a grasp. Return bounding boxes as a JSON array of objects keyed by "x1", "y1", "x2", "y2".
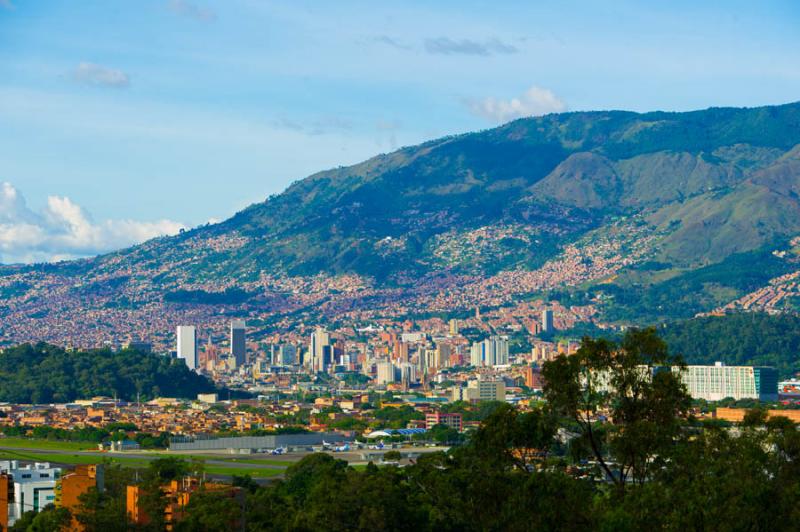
[
  {"x1": 0, "y1": 449, "x2": 285, "y2": 479},
  {"x1": 0, "y1": 437, "x2": 97, "y2": 451}
]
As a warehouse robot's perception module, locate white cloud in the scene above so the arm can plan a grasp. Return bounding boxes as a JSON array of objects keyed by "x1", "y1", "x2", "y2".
[
  {"x1": 0, "y1": 0, "x2": 14, "y2": 10},
  {"x1": 467, "y1": 85, "x2": 567, "y2": 123},
  {"x1": 71, "y1": 62, "x2": 130, "y2": 88},
  {"x1": 167, "y1": 0, "x2": 216, "y2": 22},
  {"x1": 0, "y1": 182, "x2": 184, "y2": 264}
]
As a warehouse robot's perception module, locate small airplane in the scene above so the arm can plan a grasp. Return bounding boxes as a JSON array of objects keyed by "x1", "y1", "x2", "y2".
[
  {"x1": 270, "y1": 446, "x2": 287, "y2": 455},
  {"x1": 369, "y1": 440, "x2": 385, "y2": 450},
  {"x1": 323, "y1": 440, "x2": 350, "y2": 452}
]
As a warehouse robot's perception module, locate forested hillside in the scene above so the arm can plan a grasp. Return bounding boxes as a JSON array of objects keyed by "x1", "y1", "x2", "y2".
[
  {"x1": 661, "y1": 313, "x2": 800, "y2": 377},
  {"x1": 0, "y1": 344, "x2": 217, "y2": 403}
]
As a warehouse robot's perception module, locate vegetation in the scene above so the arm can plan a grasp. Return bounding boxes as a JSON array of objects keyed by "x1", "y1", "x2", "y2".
[
  {"x1": 0, "y1": 343, "x2": 217, "y2": 403},
  {"x1": 16, "y1": 328, "x2": 798, "y2": 531},
  {"x1": 661, "y1": 312, "x2": 800, "y2": 377}
]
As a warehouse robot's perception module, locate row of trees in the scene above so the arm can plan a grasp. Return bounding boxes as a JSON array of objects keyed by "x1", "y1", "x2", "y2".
[
  {"x1": 15, "y1": 329, "x2": 800, "y2": 530},
  {"x1": 0, "y1": 343, "x2": 218, "y2": 403}
]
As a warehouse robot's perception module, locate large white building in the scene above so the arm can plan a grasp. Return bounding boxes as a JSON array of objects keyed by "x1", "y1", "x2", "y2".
[
  {"x1": 176, "y1": 325, "x2": 197, "y2": 370},
  {"x1": 469, "y1": 336, "x2": 509, "y2": 367},
  {"x1": 674, "y1": 363, "x2": 778, "y2": 401},
  {"x1": 0, "y1": 461, "x2": 61, "y2": 526}
]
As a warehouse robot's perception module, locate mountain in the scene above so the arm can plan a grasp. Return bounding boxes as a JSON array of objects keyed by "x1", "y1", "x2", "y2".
[{"x1": 3, "y1": 102, "x2": 800, "y2": 347}]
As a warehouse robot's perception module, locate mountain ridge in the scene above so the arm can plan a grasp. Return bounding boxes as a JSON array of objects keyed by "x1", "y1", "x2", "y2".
[{"x1": 3, "y1": 101, "x2": 800, "y2": 347}]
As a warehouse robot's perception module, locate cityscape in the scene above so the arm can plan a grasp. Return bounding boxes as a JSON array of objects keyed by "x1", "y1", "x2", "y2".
[{"x1": 2, "y1": 1, "x2": 800, "y2": 531}]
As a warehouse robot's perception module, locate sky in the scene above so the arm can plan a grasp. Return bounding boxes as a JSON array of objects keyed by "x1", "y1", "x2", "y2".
[{"x1": 1, "y1": 0, "x2": 799, "y2": 263}]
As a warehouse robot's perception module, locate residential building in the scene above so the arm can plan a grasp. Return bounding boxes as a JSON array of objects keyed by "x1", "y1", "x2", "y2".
[
  {"x1": 58, "y1": 464, "x2": 104, "y2": 532},
  {"x1": 127, "y1": 477, "x2": 243, "y2": 529},
  {"x1": 469, "y1": 336, "x2": 509, "y2": 367},
  {"x1": 426, "y1": 412, "x2": 463, "y2": 432}
]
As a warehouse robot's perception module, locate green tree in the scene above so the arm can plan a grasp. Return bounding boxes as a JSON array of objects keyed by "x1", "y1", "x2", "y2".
[{"x1": 542, "y1": 328, "x2": 690, "y2": 489}]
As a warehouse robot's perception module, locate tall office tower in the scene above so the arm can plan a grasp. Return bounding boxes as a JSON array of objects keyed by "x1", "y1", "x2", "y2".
[
  {"x1": 309, "y1": 327, "x2": 331, "y2": 373},
  {"x1": 279, "y1": 344, "x2": 297, "y2": 366},
  {"x1": 230, "y1": 319, "x2": 246, "y2": 367},
  {"x1": 541, "y1": 309, "x2": 554, "y2": 333},
  {"x1": 469, "y1": 336, "x2": 509, "y2": 367},
  {"x1": 449, "y1": 319, "x2": 459, "y2": 336},
  {"x1": 376, "y1": 361, "x2": 396, "y2": 385},
  {"x1": 470, "y1": 342, "x2": 482, "y2": 367},
  {"x1": 434, "y1": 343, "x2": 451, "y2": 369},
  {"x1": 176, "y1": 326, "x2": 197, "y2": 370}
]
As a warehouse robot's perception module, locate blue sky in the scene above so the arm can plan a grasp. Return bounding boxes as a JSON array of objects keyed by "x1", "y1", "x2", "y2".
[{"x1": 1, "y1": 0, "x2": 799, "y2": 262}]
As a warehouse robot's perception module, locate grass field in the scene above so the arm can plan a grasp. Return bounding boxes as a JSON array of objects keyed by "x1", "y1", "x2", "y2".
[
  {"x1": 0, "y1": 437, "x2": 97, "y2": 451},
  {"x1": 0, "y1": 449, "x2": 289, "y2": 479}
]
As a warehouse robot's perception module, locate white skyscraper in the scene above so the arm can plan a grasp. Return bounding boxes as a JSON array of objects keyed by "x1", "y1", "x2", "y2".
[
  {"x1": 176, "y1": 326, "x2": 197, "y2": 370},
  {"x1": 469, "y1": 336, "x2": 509, "y2": 367}
]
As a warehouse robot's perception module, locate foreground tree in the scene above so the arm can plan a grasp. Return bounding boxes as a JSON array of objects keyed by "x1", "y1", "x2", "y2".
[{"x1": 542, "y1": 327, "x2": 691, "y2": 489}]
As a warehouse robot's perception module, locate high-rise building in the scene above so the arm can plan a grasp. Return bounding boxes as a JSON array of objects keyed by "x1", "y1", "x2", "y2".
[
  {"x1": 309, "y1": 328, "x2": 331, "y2": 373},
  {"x1": 434, "y1": 343, "x2": 452, "y2": 368},
  {"x1": 376, "y1": 361, "x2": 396, "y2": 385},
  {"x1": 230, "y1": 320, "x2": 246, "y2": 367},
  {"x1": 541, "y1": 309, "x2": 554, "y2": 333},
  {"x1": 279, "y1": 344, "x2": 297, "y2": 366},
  {"x1": 469, "y1": 336, "x2": 509, "y2": 367},
  {"x1": 449, "y1": 319, "x2": 460, "y2": 336},
  {"x1": 176, "y1": 326, "x2": 197, "y2": 370}
]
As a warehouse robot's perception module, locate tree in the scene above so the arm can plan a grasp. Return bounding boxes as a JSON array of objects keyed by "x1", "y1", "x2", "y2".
[{"x1": 542, "y1": 328, "x2": 691, "y2": 490}]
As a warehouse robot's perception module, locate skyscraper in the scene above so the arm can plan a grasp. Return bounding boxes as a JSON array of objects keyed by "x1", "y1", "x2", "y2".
[
  {"x1": 176, "y1": 326, "x2": 197, "y2": 370},
  {"x1": 541, "y1": 309, "x2": 554, "y2": 333},
  {"x1": 469, "y1": 336, "x2": 509, "y2": 367},
  {"x1": 309, "y1": 328, "x2": 331, "y2": 372},
  {"x1": 230, "y1": 319, "x2": 246, "y2": 367}
]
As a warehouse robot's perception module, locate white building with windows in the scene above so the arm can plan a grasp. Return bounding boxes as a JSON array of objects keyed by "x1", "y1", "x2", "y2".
[
  {"x1": 469, "y1": 336, "x2": 509, "y2": 367},
  {"x1": 675, "y1": 362, "x2": 778, "y2": 401},
  {"x1": 0, "y1": 461, "x2": 61, "y2": 526},
  {"x1": 176, "y1": 325, "x2": 197, "y2": 370}
]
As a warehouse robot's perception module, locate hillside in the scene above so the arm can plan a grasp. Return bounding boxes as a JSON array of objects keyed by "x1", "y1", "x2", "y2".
[
  {"x1": 0, "y1": 344, "x2": 218, "y2": 403},
  {"x1": 660, "y1": 313, "x2": 800, "y2": 378},
  {"x1": 3, "y1": 102, "x2": 800, "y2": 346}
]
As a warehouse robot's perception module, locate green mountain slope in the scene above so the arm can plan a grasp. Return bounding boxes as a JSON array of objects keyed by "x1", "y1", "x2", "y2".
[
  {"x1": 176, "y1": 102, "x2": 800, "y2": 280},
  {"x1": 3, "y1": 101, "x2": 800, "y2": 341}
]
